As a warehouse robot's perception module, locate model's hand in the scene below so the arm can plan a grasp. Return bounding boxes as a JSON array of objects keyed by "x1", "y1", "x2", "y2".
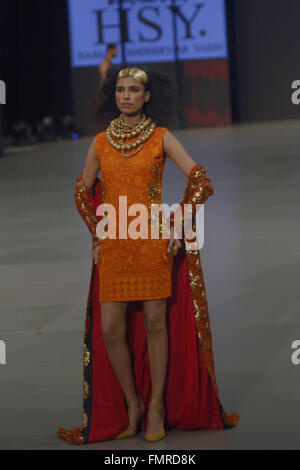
[
  {"x1": 92, "y1": 244, "x2": 101, "y2": 265},
  {"x1": 167, "y1": 227, "x2": 182, "y2": 256}
]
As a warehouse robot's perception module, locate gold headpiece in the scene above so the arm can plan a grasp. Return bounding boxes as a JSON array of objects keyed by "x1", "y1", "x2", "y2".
[{"x1": 117, "y1": 67, "x2": 149, "y2": 84}]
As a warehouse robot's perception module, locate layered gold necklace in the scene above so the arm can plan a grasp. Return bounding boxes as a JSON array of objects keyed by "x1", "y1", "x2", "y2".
[{"x1": 106, "y1": 113, "x2": 156, "y2": 158}]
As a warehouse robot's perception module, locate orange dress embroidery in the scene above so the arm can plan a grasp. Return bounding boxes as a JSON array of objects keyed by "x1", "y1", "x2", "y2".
[{"x1": 95, "y1": 126, "x2": 174, "y2": 302}]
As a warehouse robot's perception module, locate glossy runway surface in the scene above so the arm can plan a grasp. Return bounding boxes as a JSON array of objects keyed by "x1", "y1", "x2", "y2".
[{"x1": 0, "y1": 120, "x2": 299, "y2": 449}]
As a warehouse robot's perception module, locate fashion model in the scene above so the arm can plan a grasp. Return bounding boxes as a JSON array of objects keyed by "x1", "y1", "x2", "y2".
[{"x1": 58, "y1": 67, "x2": 240, "y2": 445}]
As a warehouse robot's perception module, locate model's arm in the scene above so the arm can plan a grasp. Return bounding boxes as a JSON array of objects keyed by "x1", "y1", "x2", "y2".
[
  {"x1": 74, "y1": 137, "x2": 102, "y2": 256},
  {"x1": 163, "y1": 129, "x2": 213, "y2": 206},
  {"x1": 163, "y1": 130, "x2": 197, "y2": 177},
  {"x1": 163, "y1": 129, "x2": 214, "y2": 250},
  {"x1": 163, "y1": 129, "x2": 197, "y2": 253},
  {"x1": 82, "y1": 137, "x2": 101, "y2": 191}
]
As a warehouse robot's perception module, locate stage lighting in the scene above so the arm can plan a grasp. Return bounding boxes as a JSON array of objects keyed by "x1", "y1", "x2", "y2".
[
  {"x1": 12, "y1": 121, "x2": 33, "y2": 146},
  {"x1": 37, "y1": 116, "x2": 57, "y2": 142},
  {"x1": 61, "y1": 114, "x2": 79, "y2": 139}
]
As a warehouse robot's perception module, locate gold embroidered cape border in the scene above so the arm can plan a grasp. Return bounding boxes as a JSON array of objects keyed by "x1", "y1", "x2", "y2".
[{"x1": 74, "y1": 173, "x2": 101, "y2": 249}]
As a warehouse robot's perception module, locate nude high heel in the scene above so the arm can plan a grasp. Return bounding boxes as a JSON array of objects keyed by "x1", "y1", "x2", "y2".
[
  {"x1": 144, "y1": 394, "x2": 166, "y2": 443},
  {"x1": 114, "y1": 396, "x2": 145, "y2": 439}
]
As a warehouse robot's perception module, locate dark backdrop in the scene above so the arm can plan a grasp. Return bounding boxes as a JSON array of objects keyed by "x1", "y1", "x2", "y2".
[
  {"x1": 0, "y1": 0, "x2": 72, "y2": 136},
  {"x1": 1, "y1": 0, "x2": 300, "y2": 136},
  {"x1": 229, "y1": 0, "x2": 300, "y2": 122}
]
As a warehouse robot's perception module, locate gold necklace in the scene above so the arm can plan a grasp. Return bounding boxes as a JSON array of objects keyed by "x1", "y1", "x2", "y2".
[
  {"x1": 118, "y1": 114, "x2": 146, "y2": 132},
  {"x1": 106, "y1": 113, "x2": 156, "y2": 158}
]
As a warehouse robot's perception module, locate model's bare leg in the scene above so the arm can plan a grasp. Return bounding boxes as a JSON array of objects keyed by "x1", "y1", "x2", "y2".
[
  {"x1": 143, "y1": 298, "x2": 168, "y2": 433},
  {"x1": 101, "y1": 301, "x2": 141, "y2": 432}
]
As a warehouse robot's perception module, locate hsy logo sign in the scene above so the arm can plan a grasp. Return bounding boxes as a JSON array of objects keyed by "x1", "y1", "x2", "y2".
[{"x1": 94, "y1": 2, "x2": 205, "y2": 44}]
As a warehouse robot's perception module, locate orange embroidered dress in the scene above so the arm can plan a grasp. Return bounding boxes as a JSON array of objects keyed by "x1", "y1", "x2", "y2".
[{"x1": 95, "y1": 126, "x2": 173, "y2": 302}]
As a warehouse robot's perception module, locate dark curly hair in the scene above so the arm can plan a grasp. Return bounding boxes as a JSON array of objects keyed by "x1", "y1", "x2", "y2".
[{"x1": 91, "y1": 66, "x2": 182, "y2": 131}]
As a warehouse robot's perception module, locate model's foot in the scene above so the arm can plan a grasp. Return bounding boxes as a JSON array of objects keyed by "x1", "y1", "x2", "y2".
[
  {"x1": 125, "y1": 397, "x2": 144, "y2": 433},
  {"x1": 146, "y1": 395, "x2": 165, "y2": 433}
]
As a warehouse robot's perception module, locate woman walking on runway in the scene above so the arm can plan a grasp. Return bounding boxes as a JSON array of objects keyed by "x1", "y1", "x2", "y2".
[{"x1": 58, "y1": 66, "x2": 240, "y2": 445}]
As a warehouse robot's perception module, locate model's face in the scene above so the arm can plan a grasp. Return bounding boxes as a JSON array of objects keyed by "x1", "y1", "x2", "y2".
[{"x1": 115, "y1": 77, "x2": 150, "y2": 116}]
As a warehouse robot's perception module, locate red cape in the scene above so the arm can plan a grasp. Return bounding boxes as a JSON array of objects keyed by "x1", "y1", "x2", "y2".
[{"x1": 58, "y1": 178, "x2": 240, "y2": 444}]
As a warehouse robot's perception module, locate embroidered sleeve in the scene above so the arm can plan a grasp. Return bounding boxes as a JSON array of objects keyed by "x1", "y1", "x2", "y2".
[
  {"x1": 182, "y1": 163, "x2": 214, "y2": 210},
  {"x1": 170, "y1": 164, "x2": 214, "y2": 242},
  {"x1": 74, "y1": 172, "x2": 101, "y2": 249}
]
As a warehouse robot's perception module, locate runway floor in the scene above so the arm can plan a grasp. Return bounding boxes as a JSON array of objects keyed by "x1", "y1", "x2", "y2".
[{"x1": 0, "y1": 120, "x2": 299, "y2": 450}]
